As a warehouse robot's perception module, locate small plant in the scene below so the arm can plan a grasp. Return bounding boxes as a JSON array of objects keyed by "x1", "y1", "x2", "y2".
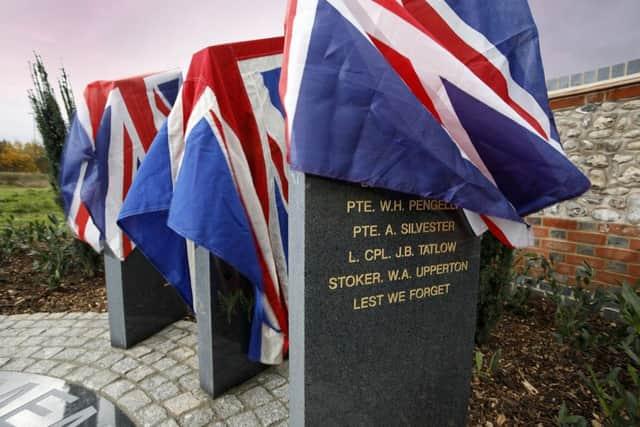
[
  {"x1": 582, "y1": 282, "x2": 640, "y2": 425},
  {"x1": 0, "y1": 216, "x2": 19, "y2": 263},
  {"x1": 506, "y1": 253, "x2": 535, "y2": 316},
  {"x1": 537, "y1": 259, "x2": 607, "y2": 351},
  {"x1": 473, "y1": 348, "x2": 501, "y2": 379},
  {"x1": 29, "y1": 214, "x2": 76, "y2": 289},
  {"x1": 585, "y1": 365, "x2": 640, "y2": 425},
  {"x1": 556, "y1": 402, "x2": 587, "y2": 427}
]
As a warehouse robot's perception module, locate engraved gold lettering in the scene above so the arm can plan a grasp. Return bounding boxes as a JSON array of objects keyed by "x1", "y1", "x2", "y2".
[
  {"x1": 353, "y1": 294, "x2": 384, "y2": 310},
  {"x1": 409, "y1": 283, "x2": 451, "y2": 300},
  {"x1": 386, "y1": 290, "x2": 406, "y2": 303},
  {"x1": 387, "y1": 268, "x2": 411, "y2": 282},
  {"x1": 408, "y1": 199, "x2": 456, "y2": 211},
  {"x1": 379, "y1": 199, "x2": 403, "y2": 212},
  {"x1": 352, "y1": 224, "x2": 379, "y2": 238},
  {"x1": 364, "y1": 248, "x2": 391, "y2": 261},
  {"x1": 400, "y1": 221, "x2": 455, "y2": 235},
  {"x1": 385, "y1": 224, "x2": 395, "y2": 236},
  {"x1": 417, "y1": 241, "x2": 457, "y2": 255},
  {"x1": 394, "y1": 245, "x2": 413, "y2": 258},
  {"x1": 346, "y1": 200, "x2": 375, "y2": 213},
  {"x1": 415, "y1": 261, "x2": 469, "y2": 277},
  {"x1": 328, "y1": 272, "x2": 383, "y2": 290}
]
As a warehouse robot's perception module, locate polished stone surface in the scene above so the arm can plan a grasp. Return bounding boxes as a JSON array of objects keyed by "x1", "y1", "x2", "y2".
[
  {"x1": 0, "y1": 372, "x2": 133, "y2": 426},
  {"x1": 105, "y1": 248, "x2": 188, "y2": 349},
  {"x1": 290, "y1": 173, "x2": 481, "y2": 426},
  {"x1": 0, "y1": 313, "x2": 288, "y2": 426},
  {"x1": 193, "y1": 248, "x2": 267, "y2": 397}
]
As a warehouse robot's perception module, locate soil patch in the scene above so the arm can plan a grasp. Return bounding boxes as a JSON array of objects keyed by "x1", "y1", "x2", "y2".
[
  {"x1": 0, "y1": 253, "x2": 106, "y2": 314},
  {"x1": 469, "y1": 297, "x2": 621, "y2": 426}
]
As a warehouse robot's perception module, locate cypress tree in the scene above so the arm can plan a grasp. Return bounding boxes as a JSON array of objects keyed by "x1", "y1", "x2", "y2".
[{"x1": 27, "y1": 53, "x2": 74, "y2": 208}]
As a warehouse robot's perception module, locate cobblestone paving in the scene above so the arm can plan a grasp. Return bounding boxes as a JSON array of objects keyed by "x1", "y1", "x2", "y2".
[{"x1": 0, "y1": 313, "x2": 289, "y2": 426}]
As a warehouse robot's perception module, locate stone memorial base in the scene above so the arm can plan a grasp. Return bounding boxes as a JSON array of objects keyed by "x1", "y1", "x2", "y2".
[
  {"x1": 193, "y1": 246, "x2": 267, "y2": 397},
  {"x1": 105, "y1": 248, "x2": 188, "y2": 349},
  {"x1": 290, "y1": 173, "x2": 481, "y2": 427}
]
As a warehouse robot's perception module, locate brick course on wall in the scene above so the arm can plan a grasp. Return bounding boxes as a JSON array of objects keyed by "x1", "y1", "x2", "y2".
[
  {"x1": 524, "y1": 216, "x2": 640, "y2": 288},
  {"x1": 521, "y1": 77, "x2": 640, "y2": 288}
]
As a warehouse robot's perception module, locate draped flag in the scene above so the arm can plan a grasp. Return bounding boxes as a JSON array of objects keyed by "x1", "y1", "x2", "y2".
[
  {"x1": 121, "y1": 38, "x2": 288, "y2": 364},
  {"x1": 280, "y1": 0, "x2": 590, "y2": 247},
  {"x1": 61, "y1": 71, "x2": 182, "y2": 259},
  {"x1": 118, "y1": 119, "x2": 194, "y2": 307}
]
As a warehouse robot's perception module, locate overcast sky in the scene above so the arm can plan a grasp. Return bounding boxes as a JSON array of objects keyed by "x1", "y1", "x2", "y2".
[{"x1": 2, "y1": 0, "x2": 639, "y2": 142}]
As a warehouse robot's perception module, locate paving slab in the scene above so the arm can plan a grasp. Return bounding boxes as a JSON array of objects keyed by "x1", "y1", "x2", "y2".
[{"x1": 0, "y1": 312, "x2": 290, "y2": 426}]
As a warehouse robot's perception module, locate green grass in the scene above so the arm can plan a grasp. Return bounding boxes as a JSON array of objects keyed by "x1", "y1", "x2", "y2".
[{"x1": 0, "y1": 185, "x2": 63, "y2": 225}]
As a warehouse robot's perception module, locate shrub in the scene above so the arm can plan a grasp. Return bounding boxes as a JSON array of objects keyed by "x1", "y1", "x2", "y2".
[
  {"x1": 28, "y1": 54, "x2": 75, "y2": 208},
  {"x1": 1, "y1": 214, "x2": 99, "y2": 290},
  {"x1": 29, "y1": 214, "x2": 77, "y2": 289},
  {"x1": 475, "y1": 233, "x2": 514, "y2": 344},
  {"x1": 549, "y1": 261, "x2": 608, "y2": 351},
  {"x1": 584, "y1": 282, "x2": 640, "y2": 425},
  {"x1": 514, "y1": 254, "x2": 607, "y2": 351},
  {"x1": 505, "y1": 252, "x2": 536, "y2": 316}
]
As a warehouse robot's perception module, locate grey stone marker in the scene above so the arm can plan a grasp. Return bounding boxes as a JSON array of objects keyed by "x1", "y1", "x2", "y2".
[
  {"x1": 193, "y1": 246, "x2": 267, "y2": 397},
  {"x1": 290, "y1": 173, "x2": 481, "y2": 427},
  {"x1": 105, "y1": 248, "x2": 188, "y2": 349}
]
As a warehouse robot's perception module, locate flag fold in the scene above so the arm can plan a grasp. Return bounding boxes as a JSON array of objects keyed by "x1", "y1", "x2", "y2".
[
  {"x1": 61, "y1": 70, "x2": 182, "y2": 259},
  {"x1": 280, "y1": 0, "x2": 590, "y2": 247}
]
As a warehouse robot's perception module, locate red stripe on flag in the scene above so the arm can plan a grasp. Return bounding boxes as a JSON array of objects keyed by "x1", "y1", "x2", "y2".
[
  {"x1": 75, "y1": 203, "x2": 90, "y2": 242},
  {"x1": 187, "y1": 44, "x2": 281, "y2": 221},
  {"x1": 373, "y1": 0, "x2": 548, "y2": 140},
  {"x1": 209, "y1": 110, "x2": 289, "y2": 341},
  {"x1": 84, "y1": 81, "x2": 114, "y2": 142},
  {"x1": 118, "y1": 77, "x2": 159, "y2": 152},
  {"x1": 370, "y1": 35, "x2": 442, "y2": 124},
  {"x1": 480, "y1": 214, "x2": 514, "y2": 249},
  {"x1": 154, "y1": 89, "x2": 172, "y2": 117},
  {"x1": 122, "y1": 231, "x2": 132, "y2": 257},
  {"x1": 267, "y1": 134, "x2": 288, "y2": 202},
  {"x1": 122, "y1": 125, "x2": 134, "y2": 257}
]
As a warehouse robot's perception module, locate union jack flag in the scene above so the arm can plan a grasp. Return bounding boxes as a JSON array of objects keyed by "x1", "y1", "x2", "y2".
[
  {"x1": 61, "y1": 71, "x2": 182, "y2": 259},
  {"x1": 280, "y1": 0, "x2": 590, "y2": 247},
  {"x1": 120, "y1": 38, "x2": 288, "y2": 364}
]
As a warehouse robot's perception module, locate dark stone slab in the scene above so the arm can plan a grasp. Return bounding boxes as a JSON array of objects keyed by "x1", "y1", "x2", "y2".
[
  {"x1": 290, "y1": 173, "x2": 481, "y2": 427},
  {"x1": 105, "y1": 248, "x2": 188, "y2": 349},
  {"x1": 0, "y1": 372, "x2": 133, "y2": 426},
  {"x1": 193, "y1": 246, "x2": 267, "y2": 397}
]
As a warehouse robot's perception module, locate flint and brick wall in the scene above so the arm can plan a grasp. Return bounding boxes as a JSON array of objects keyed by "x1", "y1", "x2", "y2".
[
  {"x1": 525, "y1": 217, "x2": 640, "y2": 288},
  {"x1": 522, "y1": 77, "x2": 640, "y2": 288}
]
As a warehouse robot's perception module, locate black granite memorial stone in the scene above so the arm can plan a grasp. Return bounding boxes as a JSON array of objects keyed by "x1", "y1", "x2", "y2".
[
  {"x1": 193, "y1": 247, "x2": 267, "y2": 397},
  {"x1": 0, "y1": 372, "x2": 134, "y2": 426},
  {"x1": 105, "y1": 248, "x2": 188, "y2": 349},
  {"x1": 290, "y1": 173, "x2": 481, "y2": 427}
]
